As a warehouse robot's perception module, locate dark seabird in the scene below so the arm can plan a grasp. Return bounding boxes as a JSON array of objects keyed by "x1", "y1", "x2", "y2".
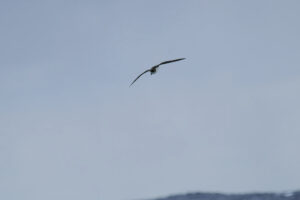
[{"x1": 130, "y1": 58, "x2": 185, "y2": 86}]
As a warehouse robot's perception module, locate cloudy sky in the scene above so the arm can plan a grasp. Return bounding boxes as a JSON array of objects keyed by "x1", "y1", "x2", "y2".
[{"x1": 1, "y1": 1, "x2": 300, "y2": 200}]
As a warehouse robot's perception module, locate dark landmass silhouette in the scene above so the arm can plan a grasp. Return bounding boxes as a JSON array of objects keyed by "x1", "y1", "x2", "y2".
[{"x1": 148, "y1": 191, "x2": 300, "y2": 200}]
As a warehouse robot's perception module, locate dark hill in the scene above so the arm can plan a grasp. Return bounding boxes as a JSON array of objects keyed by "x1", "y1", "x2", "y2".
[{"x1": 151, "y1": 191, "x2": 300, "y2": 200}]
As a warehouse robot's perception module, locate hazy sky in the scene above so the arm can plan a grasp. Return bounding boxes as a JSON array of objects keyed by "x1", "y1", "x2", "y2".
[{"x1": 1, "y1": 1, "x2": 300, "y2": 200}]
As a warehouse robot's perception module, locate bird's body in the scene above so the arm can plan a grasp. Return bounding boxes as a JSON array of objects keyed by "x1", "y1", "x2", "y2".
[
  {"x1": 150, "y1": 66, "x2": 158, "y2": 74},
  {"x1": 130, "y1": 58, "x2": 185, "y2": 86}
]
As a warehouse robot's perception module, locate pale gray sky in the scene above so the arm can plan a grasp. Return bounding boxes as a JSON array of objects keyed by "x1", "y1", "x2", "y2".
[{"x1": 1, "y1": 1, "x2": 300, "y2": 200}]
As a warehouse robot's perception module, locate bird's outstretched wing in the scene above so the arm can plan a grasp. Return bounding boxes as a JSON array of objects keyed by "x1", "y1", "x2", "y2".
[
  {"x1": 159, "y1": 58, "x2": 185, "y2": 66},
  {"x1": 130, "y1": 69, "x2": 150, "y2": 86}
]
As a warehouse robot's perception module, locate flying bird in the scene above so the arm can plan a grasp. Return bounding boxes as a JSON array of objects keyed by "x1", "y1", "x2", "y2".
[{"x1": 130, "y1": 58, "x2": 185, "y2": 86}]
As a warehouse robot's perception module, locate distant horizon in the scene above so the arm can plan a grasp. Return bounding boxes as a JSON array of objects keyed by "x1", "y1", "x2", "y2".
[{"x1": 149, "y1": 190, "x2": 300, "y2": 200}]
